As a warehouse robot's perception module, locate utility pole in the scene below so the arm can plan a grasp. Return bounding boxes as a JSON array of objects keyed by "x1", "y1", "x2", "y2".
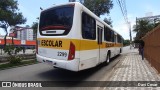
[
  {"x1": 128, "y1": 22, "x2": 132, "y2": 49},
  {"x1": 116, "y1": 0, "x2": 132, "y2": 49}
]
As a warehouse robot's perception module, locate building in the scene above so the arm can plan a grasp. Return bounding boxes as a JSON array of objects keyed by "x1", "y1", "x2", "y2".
[
  {"x1": 0, "y1": 38, "x2": 36, "y2": 49},
  {"x1": 33, "y1": 33, "x2": 36, "y2": 40},
  {"x1": 10, "y1": 26, "x2": 34, "y2": 40},
  {"x1": 17, "y1": 28, "x2": 33, "y2": 40}
]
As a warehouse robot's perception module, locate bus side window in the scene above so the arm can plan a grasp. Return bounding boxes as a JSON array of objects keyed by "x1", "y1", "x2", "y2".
[
  {"x1": 107, "y1": 29, "x2": 111, "y2": 42},
  {"x1": 97, "y1": 26, "x2": 103, "y2": 44},
  {"x1": 114, "y1": 35, "x2": 117, "y2": 43},
  {"x1": 111, "y1": 31, "x2": 114, "y2": 42},
  {"x1": 117, "y1": 35, "x2": 121, "y2": 43},
  {"x1": 104, "y1": 26, "x2": 107, "y2": 41},
  {"x1": 104, "y1": 26, "x2": 112, "y2": 42},
  {"x1": 82, "y1": 12, "x2": 96, "y2": 40},
  {"x1": 117, "y1": 35, "x2": 123, "y2": 43}
]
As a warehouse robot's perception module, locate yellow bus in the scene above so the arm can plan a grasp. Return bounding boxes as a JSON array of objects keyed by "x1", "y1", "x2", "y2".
[{"x1": 36, "y1": 2, "x2": 123, "y2": 71}]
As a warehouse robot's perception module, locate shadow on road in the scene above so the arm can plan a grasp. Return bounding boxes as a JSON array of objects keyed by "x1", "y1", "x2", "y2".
[{"x1": 37, "y1": 54, "x2": 121, "y2": 82}]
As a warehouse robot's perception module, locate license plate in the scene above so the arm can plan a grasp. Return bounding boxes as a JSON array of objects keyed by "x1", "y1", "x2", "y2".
[{"x1": 46, "y1": 60, "x2": 53, "y2": 65}]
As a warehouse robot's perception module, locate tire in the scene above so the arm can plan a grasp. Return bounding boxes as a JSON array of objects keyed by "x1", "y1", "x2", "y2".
[
  {"x1": 120, "y1": 49, "x2": 122, "y2": 53},
  {"x1": 106, "y1": 53, "x2": 110, "y2": 64}
]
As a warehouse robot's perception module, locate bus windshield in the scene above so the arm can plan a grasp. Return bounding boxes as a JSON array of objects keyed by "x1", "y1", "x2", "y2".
[{"x1": 39, "y1": 5, "x2": 74, "y2": 36}]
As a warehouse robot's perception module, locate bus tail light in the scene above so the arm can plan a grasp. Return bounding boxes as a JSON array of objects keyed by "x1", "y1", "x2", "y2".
[{"x1": 68, "y1": 42, "x2": 75, "y2": 60}]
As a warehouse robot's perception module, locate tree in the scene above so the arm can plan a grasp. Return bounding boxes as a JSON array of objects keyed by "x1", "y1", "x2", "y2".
[
  {"x1": 0, "y1": 0, "x2": 26, "y2": 47},
  {"x1": 80, "y1": 0, "x2": 113, "y2": 26},
  {"x1": 104, "y1": 17, "x2": 112, "y2": 27},
  {"x1": 133, "y1": 19, "x2": 160, "y2": 41},
  {"x1": 3, "y1": 44, "x2": 23, "y2": 64},
  {"x1": 123, "y1": 39, "x2": 130, "y2": 46},
  {"x1": 31, "y1": 22, "x2": 38, "y2": 34},
  {"x1": 133, "y1": 19, "x2": 152, "y2": 40},
  {"x1": 153, "y1": 18, "x2": 160, "y2": 27},
  {"x1": 80, "y1": 0, "x2": 113, "y2": 17}
]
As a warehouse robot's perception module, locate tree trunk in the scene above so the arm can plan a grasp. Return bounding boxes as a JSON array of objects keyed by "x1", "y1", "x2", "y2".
[
  {"x1": 12, "y1": 31, "x2": 15, "y2": 45},
  {"x1": 4, "y1": 27, "x2": 8, "y2": 48},
  {"x1": 12, "y1": 36, "x2": 14, "y2": 45},
  {"x1": 4, "y1": 24, "x2": 8, "y2": 48}
]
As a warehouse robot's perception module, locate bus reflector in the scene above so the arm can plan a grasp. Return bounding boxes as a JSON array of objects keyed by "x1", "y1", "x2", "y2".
[{"x1": 68, "y1": 42, "x2": 75, "y2": 60}]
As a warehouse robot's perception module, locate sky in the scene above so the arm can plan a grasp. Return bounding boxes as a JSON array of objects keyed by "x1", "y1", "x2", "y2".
[{"x1": 0, "y1": 0, "x2": 160, "y2": 40}]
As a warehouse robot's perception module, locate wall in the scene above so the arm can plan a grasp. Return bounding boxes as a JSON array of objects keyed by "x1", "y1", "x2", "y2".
[{"x1": 143, "y1": 24, "x2": 160, "y2": 73}]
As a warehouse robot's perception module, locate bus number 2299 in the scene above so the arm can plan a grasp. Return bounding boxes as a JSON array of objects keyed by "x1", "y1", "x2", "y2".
[{"x1": 57, "y1": 52, "x2": 67, "y2": 57}]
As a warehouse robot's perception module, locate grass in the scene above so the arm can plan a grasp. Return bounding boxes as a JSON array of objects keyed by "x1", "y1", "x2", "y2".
[{"x1": 0, "y1": 60, "x2": 39, "y2": 70}]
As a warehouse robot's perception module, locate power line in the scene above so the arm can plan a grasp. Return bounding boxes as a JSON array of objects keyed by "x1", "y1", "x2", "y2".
[
  {"x1": 116, "y1": 0, "x2": 132, "y2": 49},
  {"x1": 116, "y1": 0, "x2": 128, "y2": 23}
]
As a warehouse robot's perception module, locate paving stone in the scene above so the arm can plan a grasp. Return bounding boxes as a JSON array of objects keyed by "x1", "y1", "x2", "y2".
[{"x1": 104, "y1": 48, "x2": 160, "y2": 90}]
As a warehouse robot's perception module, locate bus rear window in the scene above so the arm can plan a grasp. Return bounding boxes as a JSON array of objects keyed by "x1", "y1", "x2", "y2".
[{"x1": 39, "y1": 5, "x2": 74, "y2": 36}]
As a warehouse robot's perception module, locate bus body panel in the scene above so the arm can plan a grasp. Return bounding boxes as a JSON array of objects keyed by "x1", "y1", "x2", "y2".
[
  {"x1": 37, "y1": 54, "x2": 80, "y2": 71},
  {"x1": 36, "y1": 3, "x2": 83, "y2": 71},
  {"x1": 36, "y1": 2, "x2": 124, "y2": 71},
  {"x1": 79, "y1": 49, "x2": 98, "y2": 70}
]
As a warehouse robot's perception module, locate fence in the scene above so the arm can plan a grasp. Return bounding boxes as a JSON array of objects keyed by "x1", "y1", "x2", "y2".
[{"x1": 143, "y1": 24, "x2": 160, "y2": 73}]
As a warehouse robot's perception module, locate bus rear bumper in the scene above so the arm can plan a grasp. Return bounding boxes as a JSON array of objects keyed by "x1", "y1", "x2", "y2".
[{"x1": 36, "y1": 54, "x2": 80, "y2": 71}]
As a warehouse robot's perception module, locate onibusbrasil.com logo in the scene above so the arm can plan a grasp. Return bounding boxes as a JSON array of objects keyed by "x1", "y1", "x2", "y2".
[
  {"x1": 2, "y1": 82, "x2": 11, "y2": 87},
  {"x1": 1, "y1": 82, "x2": 42, "y2": 87}
]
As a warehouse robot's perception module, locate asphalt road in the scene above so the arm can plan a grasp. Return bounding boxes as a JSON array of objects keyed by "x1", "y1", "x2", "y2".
[{"x1": 0, "y1": 46, "x2": 130, "y2": 90}]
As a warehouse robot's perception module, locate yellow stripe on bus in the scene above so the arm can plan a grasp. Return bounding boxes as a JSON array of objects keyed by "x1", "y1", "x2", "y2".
[{"x1": 37, "y1": 38, "x2": 123, "y2": 51}]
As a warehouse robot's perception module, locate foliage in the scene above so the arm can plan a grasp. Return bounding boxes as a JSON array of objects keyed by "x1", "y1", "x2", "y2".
[
  {"x1": 0, "y1": 0, "x2": 26, "y2": 47},
  {"x1": 80, "y1": 0, "x2": 113, "y2": 17},
  {"x1": 8, "y1": 55, "x2": 22, "y2": 64},
  {"x1": 80, "y1": 0, "x2": 113, "y2": 27},
  {"x1": 103, "y1": 17, "x2": 112, "y2": 27},
  {"x1": 153, "y1": 18, "x2": 160, "y2": 27},
  {"x1": 3, "y1": 44, "x2": 15, "y2": 55},
  {"x1": 15, "y1": 47, "x2": 23, "y2": 54},
  {"x1": 3, "y1": 44, "x2": 23, "y2": 64},
  {"x1": 133, "y1": 19, "x2": 160, "y2": 41},
  {"x1": 3, "y1": 44, "x2": 23, "y2": 55},
  {"x1": 31, "y1": 22, "x2": 38, "y2": 34},
  {"x1": 123, "y1": 39, "x2": 130, "y2": 46}
]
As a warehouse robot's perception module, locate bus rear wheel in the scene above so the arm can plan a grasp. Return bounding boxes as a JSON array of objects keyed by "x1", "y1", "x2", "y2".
[{"x1": 106, "y1": 53, "x2": 110, "y2": 64}]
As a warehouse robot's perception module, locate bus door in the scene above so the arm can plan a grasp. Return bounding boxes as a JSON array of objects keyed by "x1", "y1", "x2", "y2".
[{"x1": 97, "y1": 25, "x2": 104, "y2": 63}]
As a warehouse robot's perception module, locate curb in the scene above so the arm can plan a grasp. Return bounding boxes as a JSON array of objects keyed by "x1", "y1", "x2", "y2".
[
  {"x1": 0, "y1": 59, "x2": 36, "y2": 65},
  {"x1": 0, "y1": 60, "x2": 39, "y2": 71}
]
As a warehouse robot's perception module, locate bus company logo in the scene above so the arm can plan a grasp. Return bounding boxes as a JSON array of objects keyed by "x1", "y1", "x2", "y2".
[{"x1": 2, "y1": 82, "x2": 11, "y2": 87}]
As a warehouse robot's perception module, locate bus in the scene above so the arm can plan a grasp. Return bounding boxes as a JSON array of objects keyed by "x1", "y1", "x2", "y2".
[{"x1": 36, "y1": 2, "x2": 123, "y2": 71}]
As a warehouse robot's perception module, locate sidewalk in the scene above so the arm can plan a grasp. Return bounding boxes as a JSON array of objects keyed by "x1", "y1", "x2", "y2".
[{"x1": 103, "y1": 48, "x2": 160, "y2": 90}]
